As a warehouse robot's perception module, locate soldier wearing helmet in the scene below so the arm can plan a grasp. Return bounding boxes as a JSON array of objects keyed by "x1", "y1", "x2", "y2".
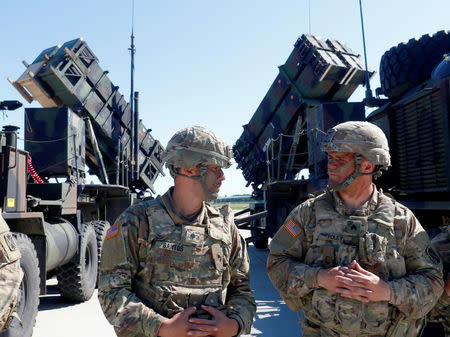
[
  {"x1": 268, "y1": 121, "x2": 444, "y2": 337},
  {"x1": 98, "y1": 126, "x2": 255, "y2": 337}
]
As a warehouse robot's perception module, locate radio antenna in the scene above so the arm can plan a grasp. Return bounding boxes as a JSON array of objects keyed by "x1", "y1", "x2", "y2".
[
  {"x1": 130, "y1": 0, "x2": 136, "y2": 104},
  {"x1": 129, "y1": 0, "x2": 137, "y2": 180},
  {"x1": 358, "y1": 0, "x2": 373, "y2": 101},
  {"x1": 308, "y1": 0, "x2": 311, "y2": 34}
]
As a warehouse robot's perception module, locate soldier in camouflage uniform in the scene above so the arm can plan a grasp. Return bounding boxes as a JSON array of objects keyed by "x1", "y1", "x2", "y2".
[
  {"x1": 0, "y1": 214, "x2": 22, "y2": 331},
  {"x1": 267, "y1": 121, "x2": 444, "y2": 337},
  {"x1": 425, "y1": 225, "x2": 450, "y2": 336},
  {"x1": 98, "y1": 126, "x2": 255, "y2": 337}
]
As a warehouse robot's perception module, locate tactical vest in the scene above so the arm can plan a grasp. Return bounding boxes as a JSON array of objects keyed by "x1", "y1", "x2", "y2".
[
  {"x1": 302, "y1": 191, "x2": 410, "y2": 336},
  {"x1": 133, "y1": 201, "x2": 233, "y2": 319},
  {"x1": 0, "y1": 215, "x2": 22, "y2": 331}
]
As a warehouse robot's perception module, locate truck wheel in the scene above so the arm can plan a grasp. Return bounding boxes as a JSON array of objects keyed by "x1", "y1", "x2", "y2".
[
  {"x1": 0, "y1": 233, "x2": 40, "y2": 337},
  {"x1": 90, "y1": 220, "x2": 109, "y2": 286},
  {"x1": 91, "y1": 220, "x2": 109, "y2": 262},
  {"x1": 379, "y1": 30, "x2": 450, "y2": 99},
  {"x1": 251, "y1": 229, "x2": 269, "y2": 249},
  {"x1": 56, "y1": 224, "x2": 98, "y2": 302}
]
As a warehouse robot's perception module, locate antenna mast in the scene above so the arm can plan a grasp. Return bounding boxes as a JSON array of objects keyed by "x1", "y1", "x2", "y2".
[
  {"x1": 358, "y1": 0, "x2": 373, "y2": 100},
  {"x1": 308, "y1": 0, "x2": 311, "y2": 34},
  {"x1": 129, "y1": 0, "x2": 137, "y2": 181}
]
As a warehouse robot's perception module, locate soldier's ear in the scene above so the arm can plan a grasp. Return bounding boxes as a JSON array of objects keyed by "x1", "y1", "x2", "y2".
[
  {"x1": 179, "y1": 167, "x2": 199, "y2": 177},
  {"x1": 360, "y1": 159, "x2": 375, "y2": 173}
]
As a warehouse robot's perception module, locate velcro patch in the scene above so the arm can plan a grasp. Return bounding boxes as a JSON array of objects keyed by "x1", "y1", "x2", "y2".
[
  {"x1": 4, "y1": 233, "x2": 17, "y2": 251},
  {"x1": 105, "y1": 223, "x2": 119, "y2": 240},
  {"x1": 284, "y1": 218, "x2": 302, "y2": 238}
]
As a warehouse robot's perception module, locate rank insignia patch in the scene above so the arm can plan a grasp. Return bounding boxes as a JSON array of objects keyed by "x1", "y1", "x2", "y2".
[
  {"x1": 105, "y1": 223, "x2": 119, "y2": 240},
  {"x1": 284, "y1": 218, "x2": 302, "y2": 238}
]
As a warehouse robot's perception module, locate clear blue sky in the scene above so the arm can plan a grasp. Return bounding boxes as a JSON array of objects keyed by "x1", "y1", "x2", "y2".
[{"x1": 1, "y1": 0, "x2": 448, "y2": 196}]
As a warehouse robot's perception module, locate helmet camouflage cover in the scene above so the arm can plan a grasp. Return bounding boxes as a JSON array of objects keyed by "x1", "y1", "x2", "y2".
[
  {"x1": 322, "y1": 121, "x2": 391, "y2": 167},
  {"x1": 162, "y1": 126, "x2": 233, "y2": 170}
]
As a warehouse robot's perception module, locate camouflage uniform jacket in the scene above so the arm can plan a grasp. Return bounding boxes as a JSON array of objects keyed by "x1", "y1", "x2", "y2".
[
  {"x1": 0, "y1": 214, "x2": 22, "y2": 331},
  {"x1": 267, "y1": 186, "x2": 444, "y2": 337},
  {"x1": 428, "y1": 226, "x2": 450, "y2": 335},
  {"x1": 98, "y1": 188, "x2": 256, "y2": 337}
]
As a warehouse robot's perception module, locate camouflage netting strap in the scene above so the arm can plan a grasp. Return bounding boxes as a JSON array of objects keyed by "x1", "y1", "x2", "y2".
[{"x1": 0, "y1": 215, "x2": 23, "y2": 331}]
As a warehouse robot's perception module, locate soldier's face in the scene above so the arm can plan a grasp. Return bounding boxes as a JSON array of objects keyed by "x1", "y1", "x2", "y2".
[
  {"x1": 327, "y1": 151, "x2": 355, "y2": 185},
  {"x1": 203, "y1": 164, "x2": 225, "y2": 198}
]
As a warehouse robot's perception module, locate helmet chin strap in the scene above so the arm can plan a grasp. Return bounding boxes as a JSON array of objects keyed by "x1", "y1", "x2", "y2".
[
  {"x1": 329, "y1": 154, "x2": 376, "y2": 191},
  {"x1": 169, "y1": 165, "x2": 218, "y2": 200}
]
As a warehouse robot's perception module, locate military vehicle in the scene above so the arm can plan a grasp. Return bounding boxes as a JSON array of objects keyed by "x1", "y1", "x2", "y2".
[
  {"x1": 1, "y1": 38, "x2": 164, "y2": 337},
  {"x1": 234, "y1": 30, "x2": 450, "y2": 249}
]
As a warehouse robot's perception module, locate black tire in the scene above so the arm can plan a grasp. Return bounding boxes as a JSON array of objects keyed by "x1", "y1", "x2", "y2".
[
  {"x1": 0, "y1": 233, "x2": 40, "y2": 337},
  {"x1": 56, "y1": 224, "x2": 98, "y2": 302},
  {"x1": 91, "y1": 220, "x2": 109, "y2": 287},
  {"x1": 251, "y1": 229, "x2": 268, "y2": 249},
  {"x1": 379, "y1": 30, "x2": 450, "y2": 99},
  {"x1": 90, "y1": 220, "x2": 109, "y2": 265}
]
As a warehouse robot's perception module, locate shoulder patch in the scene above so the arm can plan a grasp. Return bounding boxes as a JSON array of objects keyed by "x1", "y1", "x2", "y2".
[
  {"x1": 4, "y1": 233, "x2": 17, "y2": 251},
  {"x1": 284, "y1": 218, "x2": 302, "y2": 238},
  {"x1": 105, "y1": 223, "x2": 119, "y2": 240}
]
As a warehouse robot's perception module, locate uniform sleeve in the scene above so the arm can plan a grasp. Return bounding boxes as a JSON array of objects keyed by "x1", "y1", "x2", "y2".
[
  {"x1": 388, "y1": 208, "x2": 444, "y2": 318},
  {"x1": 0, "y1": 227, "x2": 23, "y2": 329},
  {"x1": 267, "y1": 202, "x2": 320, "y2": 311},
  {"x1": 222, "y1": 222, "x2": 256, "y2": 335},
  {"x1": 97, "y1": 206, "x2": 168, "y2": 337}
]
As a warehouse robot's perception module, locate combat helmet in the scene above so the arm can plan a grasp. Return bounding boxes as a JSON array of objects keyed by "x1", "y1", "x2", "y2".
[
  {"x1": 162, "y1": 126, "x2": 233, "y2": 171},
  {"x1": 162, "y1": 126, "x2": 233, "y2": 200},
  {"x1": 322, "y1": 121, "x2": 391, "y2": 190}
]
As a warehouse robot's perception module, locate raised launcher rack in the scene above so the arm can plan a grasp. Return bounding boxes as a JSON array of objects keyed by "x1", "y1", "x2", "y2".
[
  {"x1": 233, "y1": 34, "x2": 373, "y2": 189},
  {"x1": 9, "y1": 38, "x2": 164, "y2": 193}
]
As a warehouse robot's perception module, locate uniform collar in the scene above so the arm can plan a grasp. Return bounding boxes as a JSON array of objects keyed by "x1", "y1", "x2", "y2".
[
  {"x1": 160, "y1": 187, "x2": 208, "y2": 225},
  {"x1": 330, "y1": 184, "x2": 379, "y2": 216}
]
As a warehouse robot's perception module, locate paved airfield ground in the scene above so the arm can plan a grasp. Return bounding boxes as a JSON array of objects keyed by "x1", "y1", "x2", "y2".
[{"x1": 33, "y1": 231, "x2": 301, "y2": 337}]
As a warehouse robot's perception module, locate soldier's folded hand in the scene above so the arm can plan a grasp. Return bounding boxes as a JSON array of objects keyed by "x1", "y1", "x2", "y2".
[
  {"x1": 317, "y1": 265, "x2": 354, "y2": 293},
  {"x1": 188, "y1": 305, "x2": 239, "y2": 337},
  {"x1": 158, "y1": 307, "x2": 213, "y2": 337},
  {"x1": 335, "y1": 260, "x2": 391, "y2": 302}
]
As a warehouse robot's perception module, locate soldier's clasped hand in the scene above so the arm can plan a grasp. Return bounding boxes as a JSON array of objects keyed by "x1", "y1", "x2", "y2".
[
  {"x1": 188, "y1": 305, "x2": 239, "y2": 337},
  {"x1": 158, "y1": 307, "x2": 214, "y2": 337},
  {"x1": 335, "y1": 260, "x2": 391, "y2": 302}
]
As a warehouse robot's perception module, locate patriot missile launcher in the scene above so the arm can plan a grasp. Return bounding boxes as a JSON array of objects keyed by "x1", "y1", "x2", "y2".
[
  {"x1": 1, "y1": 38, "x2": 164, "y2": 337},
  {"x1": 233, "y1": 34, "x2": 372, "y2": 248}
]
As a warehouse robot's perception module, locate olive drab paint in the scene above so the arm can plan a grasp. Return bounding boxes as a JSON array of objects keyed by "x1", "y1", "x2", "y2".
[
  {"x1": 233, "y1": 34, "x2": 372, "y2": 189},
  {"x1": 25, "y1": 107, "x2": 85, "y2": 180},
  {"x1": 10, "y1": 38, "x2": 165, "y2": 192}
]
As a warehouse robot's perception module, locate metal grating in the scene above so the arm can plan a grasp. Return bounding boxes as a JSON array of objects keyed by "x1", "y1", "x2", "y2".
[{"x1": 393, "y1": 88, "x2": 449, "y2": 193}]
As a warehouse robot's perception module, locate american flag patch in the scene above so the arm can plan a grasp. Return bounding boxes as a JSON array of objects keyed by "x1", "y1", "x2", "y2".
[
  {"x1": 105, "y1": 223, "x2": 119, "y2": 240},
  {"x1": 284, "y1": 218, "x2": 302, "y2": 238}
]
